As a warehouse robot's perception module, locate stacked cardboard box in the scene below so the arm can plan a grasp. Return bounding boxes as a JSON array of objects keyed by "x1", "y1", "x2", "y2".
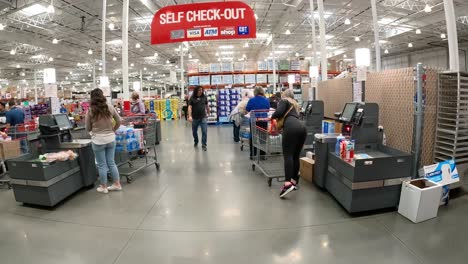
[{"x1": 0, "y1": 140, "x2": 21, "y2": 160}]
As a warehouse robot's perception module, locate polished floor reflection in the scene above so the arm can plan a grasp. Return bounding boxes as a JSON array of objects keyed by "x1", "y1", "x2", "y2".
[{"x1": 0, "y1": 120, "x2": 467, "y2": 264}]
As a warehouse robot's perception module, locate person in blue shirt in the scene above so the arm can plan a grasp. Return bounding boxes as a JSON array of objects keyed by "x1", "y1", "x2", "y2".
[
  {"x1": 246, "y1": 87, "x2": 270, "y2": 159},
  {"x1": 60, "y1": 104, "x2": 68, "y2": 114},
  {"x1": 6, "y1": 99, "x2": 25, "y2": 128}
]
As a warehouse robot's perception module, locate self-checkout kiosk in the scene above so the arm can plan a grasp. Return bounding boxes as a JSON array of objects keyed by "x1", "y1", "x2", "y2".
[{"x1": 314, "y1": 102, "x2": 413, "y2": 213}]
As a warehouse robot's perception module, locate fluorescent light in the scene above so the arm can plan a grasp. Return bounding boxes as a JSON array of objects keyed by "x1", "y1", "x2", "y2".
[
  {"x1": 106, "y1": 39, "x2": 122, "y2": 45},
  {"x1": 82, "y1": 79, "x2": 86, "y2": 82},
  {"x1": 215, "y1": 52, "x2": 219, "y2": 56},
  {"x1": 108, "y1": 22, "x2": 115, "y2": 30},
  {"x1": 278, "y1": 45, "x2": 292, "y2": 49},
  {"x1": 221, "y1": 51, "x2": 234, "y2": 55},
  {"x1": 135, "y1": 43, "x2": 141, "y2": 48},
  {"x1": 343, "y1": 54, "x2": 347, "y2": 58},
  {"x1": 244, "y1": 42, "x2": 250, "y2": 48},
  {"x1": 10, "y1": 49, "x2": 16, "y2": 55},
  {"x1": 379, "y1": 40, "x2": 389, "y2": 44},
  {"x1": 308, "y1": 44, "x2": 312, "y2": 48},
  {"x1": 416, "y1": 29, "x2": 421, "y2": 34},
  {"x1": 21, "y1": 4, "x2": 48, "y2": 16},
  {"x1": 136, "y1": 16, "x2": 152, "y2": 24},
  {"x1": 424, "y1": 4, "x2": 432, "y2": 13},
  {"x1": 154, "y1": 52, "x2": 159, "y2": 57},
  {"x1": 219, "y1": 45, "x2": 234, "y2": 49},
  {"x1": 344, "y1": 18, "x2": 351, "y2": 25},
  {"x1": 144, "y1": 67, "x2": 147, "y2": 71},
  {"x1": 113, "y1": 57, "x2": 117, "y2": 61},
  {"x1": 222, "y1": 57, "x2": 234, "y2": 61},
  {"x1": 130, "y1": 63, "x2": 134, "y2": 67},
  {"x1": 48, "y1": 57, "x2": 53, "y2": 62},
  {"x1": 384, "y1": 49, "x2": 389, "y2": 54},
  {"x1": 285, "y1": 29, "x2": 291, "y2": 35},
  {"x1": 88, "y1": 74, "x2": 91, "y2": 77},
  {"x1": 166, "y1": 60, "x2": 170, "y2": 64},
  {"x1": 188, "y1": 53, "x2": 193, "y2": 59},
  {"x1": 0, "y1": 24, "x2": 5, "y2": 30},
  {"x1": 441, "y1": 33, "x2": 446, "y2": 39},
  {"x1": 254, "y1": 13, "x2": 258, "y2": 20},
  {"x1": 408, "y1": 42, "x2": 413, "y2": 48},
  {"x1": 16, "y1": 65, "x2": 20, "y2": 68},
  {"x1": 99, "y1": 67, "x2": 102, "y2": 71},
  {"x1": 295, "y1": 52, "x2": 299, "y2": 57},
  {"x1": 256, "y1": 33, "x2": 269, "y2": 39},
  {"x1": 355, "y1": 48, "x2": 371, "y2": 67},
  {"x1": 217, "y1": 58, "x2": 221, "y2": 62},
  {"x1": 65, "y1": 77, "x2": 69, "y2": 80},
  {"x1": 88, "y1": 49, "x2": 93, "y2": 55},
  {"x1": 274, "y1": 50, "x2": 287, "y2": 54},
  {"x1": 310, "y1": 12, "x2": 332, "y2": 19},
  {"x1": 243, "y1": 54, "x2": 246, "y2": 58},
  {"x1": 47, "y1": 4, "x2": 55, "y2": 14},
  {"x1": 52, "y1": 38, "x2": 58, "y2": 44},
  {"x1": 354, "y1": 36, "x2": 360, "y2": 42}
]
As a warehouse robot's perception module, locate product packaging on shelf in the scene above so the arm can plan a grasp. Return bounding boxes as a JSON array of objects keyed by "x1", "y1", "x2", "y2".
[{"x1": 421, "y1": 159, "x2": 460, "y2": 205}]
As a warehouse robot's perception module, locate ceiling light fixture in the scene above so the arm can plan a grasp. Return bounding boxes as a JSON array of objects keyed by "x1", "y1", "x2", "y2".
[
  {"x1": 135, "y1": 43, "x2": 141, "y2": 48},
  {"x1": 441, "y1": 33, "x2": 446, "y2": 39},
  {"x1": 144, "y1": 67, "x2": 147, "y2": 71},
  {"x1": 154, "y1": 52, "x2": 159, "y2": 57},
  {"x1": 295, "y1": 52, "x2": 299, "y2": 57},
  {"x1": 285, "y1": 29, "x2": 291, "y2": 35},
  {"x1": 408, "y1": 42, "x2": 413, "y2": 48},
  {"x1": 0, "y1": 24, "x2": 5, "y2": 30},
  {"x1": 308, "y1": 44, "x2": 312, "y2": 48},
  {"x1": 65, "y1": 77, "x2": 69, "y2": 80},
  {"x1": 70, "y1": 71, "x2": 73, "y2": 74},
  {"x1": 99, "y1": 67, "x2": 102, "y2": 71},
  {"x1": 47, "y1": 0, "x2": 55, "y2": 14},
  {"x1": 52, "y1": 38, "x2": 58, "y2": 44},
  {"x1": 16, "y1": 65, "x2": 20, "y2": 68},
  {"x1": 166, "y1": 60, "x2": 170, "y2": 64},
  {"x1": 344, "y1": 18, "x2": 351, "y2": 25},
  {"x1": 243, "y1": 54, "x2": 246, "y2": 58},
  {"x1": 216, "y1": 52, "x2": 219, "y2": 56},
  {"x1": 354, "y1": 36, "x2": 360, "y2": 42},
  {"x1": 88, "y1": 49, "x2": 93, "y2": 55},
  {"x1": 108, "y1": 22, "x2": 115, "y2": 30},
  {"x1": 254, "y1": 13, "x2": 258, "y2": 20},
  {"x1": 130, "y1": 63, "x2": 134, "y2": 67},
  {"x1": 424, "y1": 4, "x2": 432, "y2": 13},
  {"x1": 188, "y1": 53, "x2": 193, "y2": 59},
  {"x1": 384, "y1": 49, "x2": 389, "y2": 54},
  {"x1": 10, "y1": 49, "x2": 16, "y2": 55},
  {"x1": 244, "y1": 42, "x2": 249, "y2": 48},
  {"x1": 48, "y1": 57, "x2": 54, "y2": 62},
  {"x1": 343, "y1": 54, "x2": 347, "y2": 58},
  {"x1": 416, "y1": 29, "x2": 421, "y2": 34},
  {"x1": 217, "y1": 58, "x2": 221, "y2": 62},
  {"x1": 88, "y1": 74, "x2": 91, "y2": 77},
  {"x1": 82, "y1": 79, "x2": 86, "y2": 82},
  {"x1": 113, "y1": 57, "x2": 117, "y2": 61}
]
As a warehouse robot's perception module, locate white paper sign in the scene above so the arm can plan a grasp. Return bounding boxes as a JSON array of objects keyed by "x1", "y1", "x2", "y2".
[
  {"x1": 170, "y1": 71, "x2": 177, "y2": 84},
  {"x1": 44, "y1": 84, "x2": 58, "y2": 97},
  {"x1": 100, "y1": 76, "x2": 111, "y2": 96},
  {"x1": 356, "y1": 66, "x2": 367, "y2": 82},
  {"x1": 353, "y1": 82, "x2": 363, "y2": 102},
  {"x1": 43, "y1": 68, "x2": 56, "y2": 84}
]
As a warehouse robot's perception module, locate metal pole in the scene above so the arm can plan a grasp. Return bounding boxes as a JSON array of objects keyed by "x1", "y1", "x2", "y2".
[
  {"x1": 140, "y1": 69, "x2": 143, "y2": 96},
  {"x1": 122, "y1": 0, "x2": 129, "y2": 100},
  {"x1": 34, "y1": 69, "x2": 38, "y2": 104},
  {"x1": 443, "y1": 0, "x2": 460, "y2": 71},
  {"x1": 93, "y1": 63, "x2": 96, "y2": 88},
  {"x1": 309, "y1": 0, "x2": 318, "y2": 67},
  {"x1": 180, "y1": 45, "x2": 185, "y2": 99},
  {"x1": 102, "y1": 0, "x2": 107, "y2": 76},
  {"x1": 317, "y1": 0, "x2": 327, "y2": 81},
  {"x1": 272, "y1": 36, "x2": 277, "y2": 92},
  {"x1": 371, "y1": 0, "x2": 381, "y2": 71},
  {"x1": 413, "y1": 63, "x2": 424, "y2": 178}
]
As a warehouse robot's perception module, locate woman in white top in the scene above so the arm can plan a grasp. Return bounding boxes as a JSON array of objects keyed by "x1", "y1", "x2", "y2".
[{"x1": 86, "y1": 88, "x2": 122, "y2": 193}]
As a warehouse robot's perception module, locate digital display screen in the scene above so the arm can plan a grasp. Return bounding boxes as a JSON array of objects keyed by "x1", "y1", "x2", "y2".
[
  {"x1": 340, "y1": 103, "x2": 358, "y2": 122},
  {"x1": 54, "y1": 114, "x2": 72, "y2": 130}
]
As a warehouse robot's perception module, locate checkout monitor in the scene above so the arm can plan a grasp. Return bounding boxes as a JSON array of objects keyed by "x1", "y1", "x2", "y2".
[
  {"x1": 54, "y1": 114, "x2": 72, "y2": 130},
  {"x1": 340, "y1": 103, "x2": 358, "y2": 122}
]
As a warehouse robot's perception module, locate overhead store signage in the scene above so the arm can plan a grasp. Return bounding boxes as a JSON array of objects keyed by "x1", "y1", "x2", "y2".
[{"x1": 151, "y1": 1, "x2": 256, "y2": 44}]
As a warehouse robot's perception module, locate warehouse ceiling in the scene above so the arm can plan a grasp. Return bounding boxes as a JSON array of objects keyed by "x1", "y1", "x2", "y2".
[{"x1": 0, "y1": 0, "x2": 468, "y2": 91}]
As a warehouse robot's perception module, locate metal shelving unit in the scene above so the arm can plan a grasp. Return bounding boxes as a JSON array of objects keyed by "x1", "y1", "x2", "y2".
[{"x1": 435, "y1": 72, "x2": 468, "y2": 184}]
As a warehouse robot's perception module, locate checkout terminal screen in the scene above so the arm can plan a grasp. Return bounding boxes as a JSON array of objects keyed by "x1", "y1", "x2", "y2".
[
  {"x1": 54, "y1": 114, "x2": 72, "y2": 130},
  {"x1": 340, "y1": 103, "x2": 358, "y2": 122}
]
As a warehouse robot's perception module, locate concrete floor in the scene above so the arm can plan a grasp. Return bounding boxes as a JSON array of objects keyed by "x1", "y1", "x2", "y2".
[{"x1": 0, "y1": 120, "x2": 467, "y2": 264}]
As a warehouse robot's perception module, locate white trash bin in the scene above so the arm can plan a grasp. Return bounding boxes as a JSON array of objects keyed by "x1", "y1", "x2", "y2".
[{"x1": 398, "y1": 179, "x2": 442, "y2": 223}]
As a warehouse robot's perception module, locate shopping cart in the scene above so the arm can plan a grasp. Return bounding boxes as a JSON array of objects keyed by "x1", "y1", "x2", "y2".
[
  {"x1": 0, "y1": 123, "x2": 37, "y2": 189},
  {"x1": 115, "y1": 114, "x2": 160, "y2": 183},
  {"x1": 239, "y1": 114, "x2": 250, "y2": 151},
  {"x1": 250, "y1": 110, "x2": 284, "y2": 186}
]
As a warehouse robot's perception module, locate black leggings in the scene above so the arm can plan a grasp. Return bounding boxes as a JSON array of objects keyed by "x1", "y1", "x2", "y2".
[{"x1": 282, "y1": 117, "x2": 307, "y2": 183}]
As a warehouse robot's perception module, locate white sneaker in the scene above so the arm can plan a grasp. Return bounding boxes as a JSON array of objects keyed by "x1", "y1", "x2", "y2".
[
  {"x1": 107, "y1": 185, "x2": 122, "y2": 191},
  {"x1": 97, "y1": 186, "x2": 109, "y2": 194}
]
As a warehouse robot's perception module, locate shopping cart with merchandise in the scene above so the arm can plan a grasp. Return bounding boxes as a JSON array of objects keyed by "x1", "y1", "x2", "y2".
[
  {"x1": 239, "y1": 114, "x2": 250, "y2": 151},
  {"x1": 250, "y1": 110, "x2": 284, "y2": 186},
  {"x1": 115, "y1": 114, "x2": 160, "y2": 183},
  {"x1": 0, "y1": 123, "x2": 39, "y2": 189}
]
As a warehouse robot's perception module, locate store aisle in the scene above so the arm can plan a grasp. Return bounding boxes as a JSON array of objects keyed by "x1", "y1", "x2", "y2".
[{"x1": 0, "y1": 120, "x2": 467, "y2": 264}]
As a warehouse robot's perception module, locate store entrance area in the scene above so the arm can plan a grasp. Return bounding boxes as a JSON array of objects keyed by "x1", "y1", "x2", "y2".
[{"x1": 0, "y1": 121, "x2": 466, "y2": 264}]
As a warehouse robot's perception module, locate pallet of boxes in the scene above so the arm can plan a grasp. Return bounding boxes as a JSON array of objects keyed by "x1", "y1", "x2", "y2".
[
  {"x1": 0, "y1": 139, "x2": 21, "y2": 161},
  {"x1": 300, "y1": 151, "x2": 315, "y2": 184}
]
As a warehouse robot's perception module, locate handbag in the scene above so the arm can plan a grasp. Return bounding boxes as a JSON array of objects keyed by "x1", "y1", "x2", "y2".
[{"x1": 275, "y1": 105, "x2": 294, "y2": 130}]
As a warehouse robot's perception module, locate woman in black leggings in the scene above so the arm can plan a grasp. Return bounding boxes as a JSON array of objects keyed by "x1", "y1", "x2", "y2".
[{"x1": 272, "y1": 90, "x2": 307, "y2": 198}]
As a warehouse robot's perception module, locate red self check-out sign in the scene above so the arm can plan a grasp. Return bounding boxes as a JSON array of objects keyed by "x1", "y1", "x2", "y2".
[{"x1": 151, "y1": 1, "x2": 256, "y2": 45}]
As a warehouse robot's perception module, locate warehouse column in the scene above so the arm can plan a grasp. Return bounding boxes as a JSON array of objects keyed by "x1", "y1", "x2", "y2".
[
  {"x1": 371, "y1": 0, "x2": 381, "y2": 71},
  {"x1": 122, "y1": 0, "x2": 129, "y2": 99},
  {"x1": 102, "y1": 0, "x2": 107, "y2": 76},
  {"x1": 443, "y1": 0, "x2": 459, "y2": 71},
  {"x1": 180, "y1": 45, "x2": 185, "y2": 100},
  {"x1": 93, "y1": 63, "x2": 96, "y2": 88},
  {"x1": 317, "y1": 0, "x2": 327, "y2": 81},
  {"x1": 309, "y1": 0, "x2": 318, "y2": 66},
  {"x1": 34, "y1": 69, "x2": 38, "y2": 104},
  {"x1": 272, "y1": 36, "x2": 277, "y2": 92}
]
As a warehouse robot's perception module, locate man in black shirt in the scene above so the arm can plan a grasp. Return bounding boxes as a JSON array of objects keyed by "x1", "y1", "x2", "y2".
[{"x1": 188, "y1": 86, "x2": 210, "y2": 151}]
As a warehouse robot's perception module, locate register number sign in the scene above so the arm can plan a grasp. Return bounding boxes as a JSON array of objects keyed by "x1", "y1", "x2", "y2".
[{"x1": 151, "y1": 1, "x2": 256, "y2": 44}]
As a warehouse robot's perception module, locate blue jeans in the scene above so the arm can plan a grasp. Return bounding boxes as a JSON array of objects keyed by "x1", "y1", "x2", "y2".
[
  {"x1": 192, "y1": 118, "x2": 207, "y2": 146},
  {"x1": 92, "y1": 141, "x2": 120, "y2": 186}
]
